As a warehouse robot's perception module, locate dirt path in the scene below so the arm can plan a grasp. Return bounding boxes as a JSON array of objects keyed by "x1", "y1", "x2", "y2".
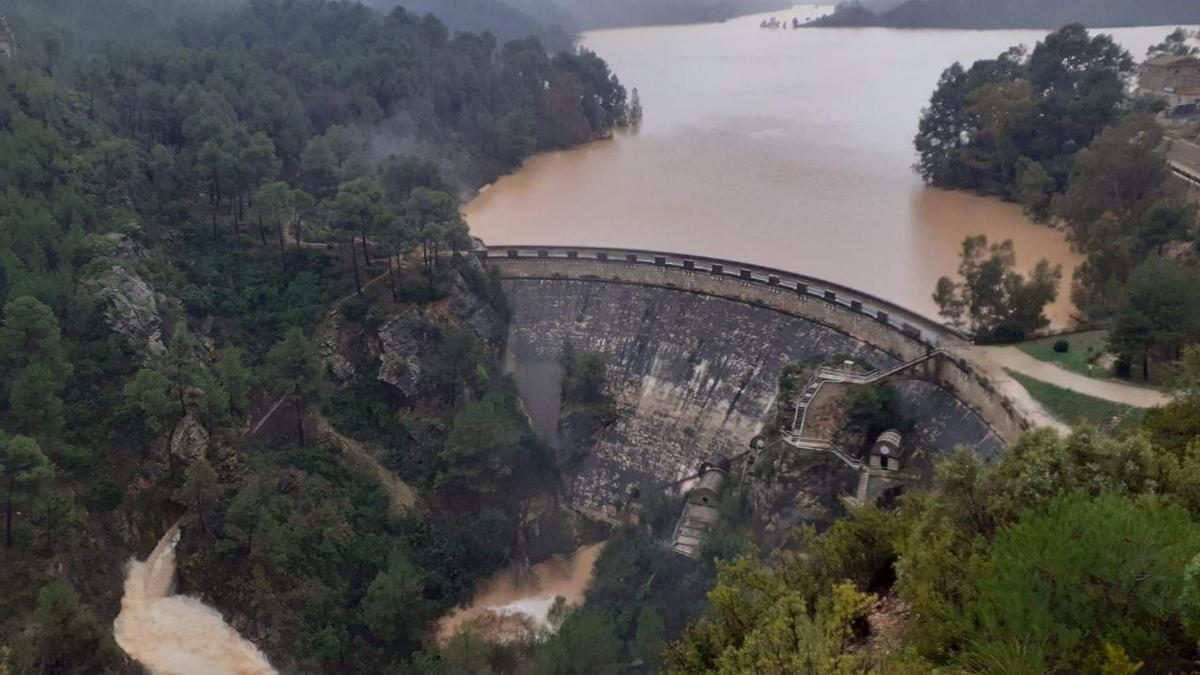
[
  {"x1": 313, "y1": 413, "x2": 417, "y2": 514},
  {"x1": 247, "y1": 395, "x2": 288, "y2": 437},
  {"x1": 947, "y1": 346, "x2": 1072, "y2": 436},
  {"x1": 973, "y1": 346, "x2": 1170, "y2": 409}
]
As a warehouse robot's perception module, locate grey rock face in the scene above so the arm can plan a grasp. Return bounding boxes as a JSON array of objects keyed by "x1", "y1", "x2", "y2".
[
  {"x1": 374, "y1": 260, "x2": 504, "y2": 397},
  {"x1": 0, "y1": 16, "x2": 14, "y2": 59},
  {"x1": 93, "y1": 265, "x2": 166, "y2": 358},
  {"x1": 316, "y1": 318, "x2": 358, "y2": 383},
  {"x1": 377, "y1": 309, "x2": 433, "y2": 399},
  {"x1": 447, "y1": 261, "x2": 505, "y2": 344},
  {"x1": 170, "y1": 414, "x2": 210, "y2": 464}
]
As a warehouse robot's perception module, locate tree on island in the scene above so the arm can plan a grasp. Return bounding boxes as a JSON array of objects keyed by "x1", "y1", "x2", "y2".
[
  {"x1": 628, "y1": 87, "x2": 644, "y2": 126},
  {"x1": 933, "y1": 235, "x2": 1061, "y2": 342},
  {"x1": 915, "y1": 25, "x2": 1133, "y2": 203}
]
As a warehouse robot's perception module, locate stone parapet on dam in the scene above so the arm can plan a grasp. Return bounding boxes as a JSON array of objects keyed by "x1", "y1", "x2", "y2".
[
  {"x1": 485, "y1": 246, "x2": 953, "y2": 346},
  {"x1": 486, "y1": 246, "x2": 1025, "y2": 513}
]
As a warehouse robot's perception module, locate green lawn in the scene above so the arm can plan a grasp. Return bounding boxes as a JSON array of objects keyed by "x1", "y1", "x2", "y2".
[
  {"x1": 1017, "y1": 330, "x2": 1167, "y2": 385},
  {"x1": 1016, "y1": 330, "x2": 1109, "y2": 377},
  {"x1": 1008, "y1": 371, "x2": 1146, "y2": 435}
]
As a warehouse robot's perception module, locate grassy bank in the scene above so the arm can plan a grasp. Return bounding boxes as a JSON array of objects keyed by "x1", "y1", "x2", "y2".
[
  {"x1": 1008, "y1": 370, "x2": 1146, "y2": 435},
  {"x1": 1016, "y1": 331, "x2": 1108, "y2": 377}
]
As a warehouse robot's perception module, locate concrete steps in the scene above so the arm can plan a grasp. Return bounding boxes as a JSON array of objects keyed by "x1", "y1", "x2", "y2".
[{"x1": 855, "y1": 470, "x2": 870, "y2": 503}]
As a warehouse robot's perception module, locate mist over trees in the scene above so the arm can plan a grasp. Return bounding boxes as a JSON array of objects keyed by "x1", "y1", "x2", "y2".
[
  {"x1": 531, "y1": 0, "x2": 791, "y2": 30},
  {"x1": 812, "y1": 0, "x2": 1200, "y2": 29},
  {"x1": 377, "y1": 0, "x2": 790, "y2": 40},
  {"x1": 0, "y1": 0, "x2": 242, "y2": 61},
  {"x1": 361, "y1": 0, "x2": 575, "y2": 51}
]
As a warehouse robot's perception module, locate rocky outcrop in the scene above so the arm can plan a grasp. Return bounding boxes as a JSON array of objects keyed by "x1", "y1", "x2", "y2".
[
  {"x1": 0, "y1": 16, "x2": 14, "y2": 59},
  {"x1": 93, "y1": 265, "x2": 166, "y2": 359},
  {"x1": 375, "y1": 258, "x2": 505, "y2": 397},
  {"x1": 100, "y1": 231, "x2": 152, "y2": 262},
  {"x1": 447, "y1": 258, "x2": 505, "y2": 344},
  {"x1": 377, "y1": 309, "x2": 434, "y2": 399},
  {"x1": 170, "y1": 414, "x2": 210, "y2": 464},
  {"x1": 316, "y1": 317, "x2": 358, "y2": 383}
]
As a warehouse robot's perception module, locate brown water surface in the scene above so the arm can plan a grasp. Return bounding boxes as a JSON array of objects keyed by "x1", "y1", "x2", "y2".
[
  {"x1": 467, "y1": 14, "x2": 1187, "y2": 325},
  {"x1": 437, "y1": 542, "x2": 607, "y2": 644}
]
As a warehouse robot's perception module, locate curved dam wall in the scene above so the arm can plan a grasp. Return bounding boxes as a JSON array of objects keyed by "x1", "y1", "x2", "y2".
[{"x1": 489, "y1": 247, "x2": 1012, "y2": 514}]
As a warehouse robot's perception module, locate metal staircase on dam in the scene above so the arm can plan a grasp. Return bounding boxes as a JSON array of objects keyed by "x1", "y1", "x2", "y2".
[
  {"x1": 781, "y1": 351, "x2": 945, "y2": 497},
  {"x1": 785, "y1": 353, "x2": 942, "y2": 444},
  {"x1": 814, "y1": 349, "x2": 945, "y2": 386}
]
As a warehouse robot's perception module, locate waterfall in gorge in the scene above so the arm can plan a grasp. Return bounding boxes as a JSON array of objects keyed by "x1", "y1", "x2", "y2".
[{"x1": 113, "y1": 524, "x2": 277, "y2": 675}]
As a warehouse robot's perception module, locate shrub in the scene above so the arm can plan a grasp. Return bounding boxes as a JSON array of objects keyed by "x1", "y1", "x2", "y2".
[
  {"x1": 1053, "y1": 339, "x2": 1070, "y2": 353},
  {"x1": 1115, "y1": 359, "x2": 1132, "y2": 378}
]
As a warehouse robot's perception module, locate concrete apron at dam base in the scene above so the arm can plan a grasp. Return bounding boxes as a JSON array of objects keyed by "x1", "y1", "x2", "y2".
[{"x1": 484, "y1": 246, "x2": 1043, "y2": 514}]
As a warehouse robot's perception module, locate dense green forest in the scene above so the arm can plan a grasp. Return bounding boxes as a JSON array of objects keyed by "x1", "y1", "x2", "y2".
[
  {"x1": 812, "y1": 0, "x2": 1200, "y2": 29},
  {"x1": 0, "y1": 0, "x2": 633, "y2": 672}
]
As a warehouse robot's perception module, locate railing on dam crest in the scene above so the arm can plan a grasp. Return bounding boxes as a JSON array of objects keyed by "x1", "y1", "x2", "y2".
[{"x1": 476, "y1": 245, "x2": 964, "y2": 348}]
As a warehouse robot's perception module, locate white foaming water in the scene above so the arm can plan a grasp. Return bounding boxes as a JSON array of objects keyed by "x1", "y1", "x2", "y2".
[
  {"x1": 490, "y1": 595, "x2": 561, "y2": 630},
  {"x1": 113, "y1": 525, "x2": 277, "y2": 675},
  {"x1": 438, "y1": 541, "x2": 608, "y2": 643}
]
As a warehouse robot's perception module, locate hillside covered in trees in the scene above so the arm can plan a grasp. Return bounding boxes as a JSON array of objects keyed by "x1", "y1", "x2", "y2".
[
  {"x1": 811, "y1": 0, "x2": 1200, "y2": 29},
  {"x1": 0, "y1": 0, "x2": 634, "y2": 672},
  {"x1": 373, "y1": 0, "x2": 790, "y2": 41},
  {"x1": 361, "y1": 0, "x2": 576, "y2": 52}
]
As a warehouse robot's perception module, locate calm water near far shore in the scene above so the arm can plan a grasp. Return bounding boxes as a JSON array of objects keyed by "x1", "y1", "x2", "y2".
[{"x1": 467, "y1": 11, "x2": 1190, "y2": 325}]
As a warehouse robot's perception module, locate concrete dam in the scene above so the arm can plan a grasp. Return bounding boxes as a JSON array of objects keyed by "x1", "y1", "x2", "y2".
[{"x1": 484, "y1": 247, "x2": 1026, "y2": 516}]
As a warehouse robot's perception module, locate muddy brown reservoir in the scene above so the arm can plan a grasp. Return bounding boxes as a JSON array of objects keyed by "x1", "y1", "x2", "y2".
[{"x1": 467, "y1": 13, "x2": 1185, "y2": 325}]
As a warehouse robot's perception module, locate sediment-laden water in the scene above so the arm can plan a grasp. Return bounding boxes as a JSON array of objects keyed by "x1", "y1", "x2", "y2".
[
  {"x1": 113, "y1": 525, "x2": 276, "y2": 675},
  {"x1": 466, "y1": 12, "x2": 1185, "y2": 325},
  {"x1": 438, "y1": 542, "x2": 607, "y2": 644}
]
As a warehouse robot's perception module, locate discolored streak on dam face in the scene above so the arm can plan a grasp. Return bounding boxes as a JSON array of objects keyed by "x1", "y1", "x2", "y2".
[{"x1": 502, "y1": 278, "x2": 1001, "y2": 514}]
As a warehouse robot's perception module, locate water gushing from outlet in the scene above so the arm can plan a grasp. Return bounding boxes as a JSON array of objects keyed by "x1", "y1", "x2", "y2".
[{"x1": 113, "y1": 524, "x2": 276, "y2": 675}]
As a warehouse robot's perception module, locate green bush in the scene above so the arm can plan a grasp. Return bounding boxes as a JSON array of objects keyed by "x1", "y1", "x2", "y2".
[{"x1": 1053, "y1": 339, "x2": 1070, "y2": 353}]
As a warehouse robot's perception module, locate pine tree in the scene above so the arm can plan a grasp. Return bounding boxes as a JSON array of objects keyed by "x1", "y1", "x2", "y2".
[
  {"x1": 267, "y1": 328, "x2": 322, "y2": 446},
  {"x1": 1, "y1": 434, "x2": 54, "y2": 548}
]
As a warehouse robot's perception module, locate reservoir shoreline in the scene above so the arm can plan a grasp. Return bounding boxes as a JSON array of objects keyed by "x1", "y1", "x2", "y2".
[{"x1": 466, "y1": 15, "x2": 1187, "y2": 327}]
